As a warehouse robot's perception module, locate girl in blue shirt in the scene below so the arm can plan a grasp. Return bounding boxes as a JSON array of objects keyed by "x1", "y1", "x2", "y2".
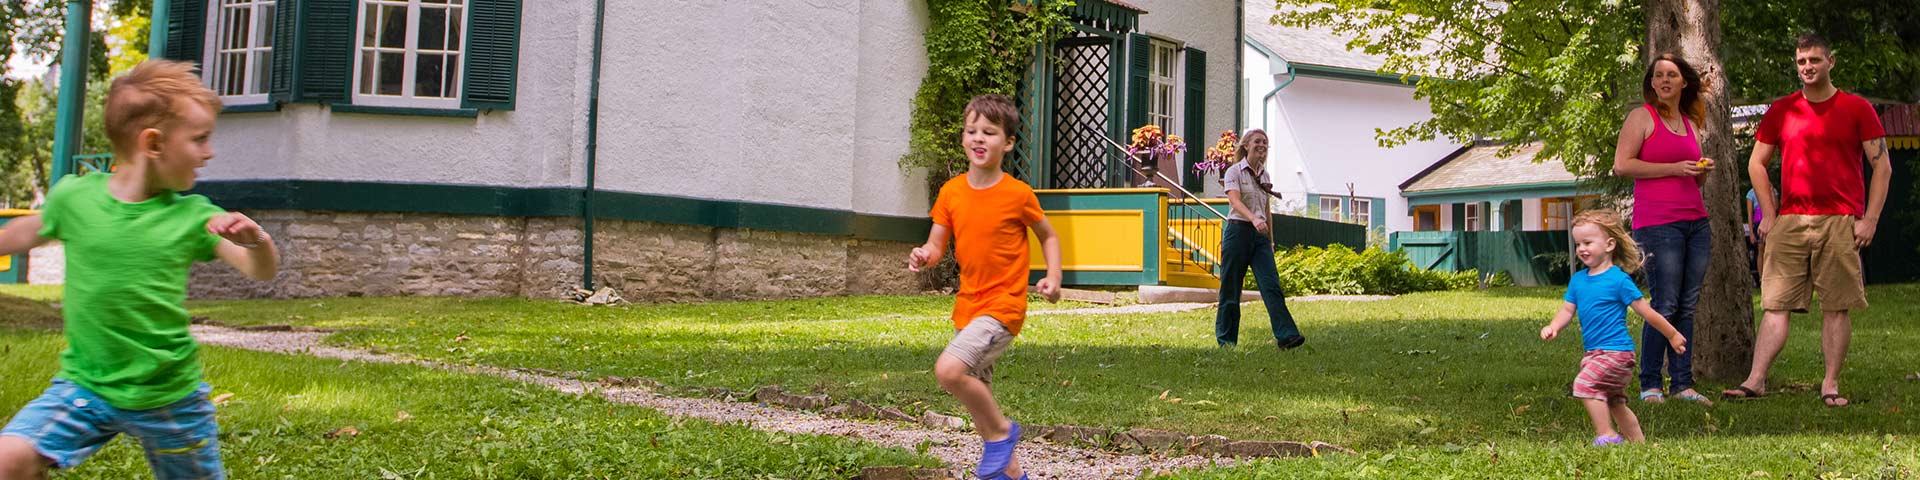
[{"x1": 1541, "y1": 210, "x2": 1688, "y2": 446}]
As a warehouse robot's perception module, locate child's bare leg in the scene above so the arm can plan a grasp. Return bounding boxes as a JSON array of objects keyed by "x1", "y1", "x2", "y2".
[
  {"x1": 0, "y1": 436, "x2": 50, "y2": 480},
  {"x1": 1609, "y1": 402, "x2": 1644, "y2": 442},
  {"x1": 1581, "y1": 399, "x2": 1619, "y2": 438},
  {"x1": 935, "y1": 353, "x2": 1023, "y2": 478}
]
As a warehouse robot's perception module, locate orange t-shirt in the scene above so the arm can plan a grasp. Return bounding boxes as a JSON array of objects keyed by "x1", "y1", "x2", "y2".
[{"x1": 931, "y1": 173, "x2": 1046, "y2": 335}]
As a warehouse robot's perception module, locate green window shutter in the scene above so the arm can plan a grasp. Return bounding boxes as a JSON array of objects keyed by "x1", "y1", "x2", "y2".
[
  {"x1": 297, "y1": 0, "x2": 355, "y2": 103},
  {"x1": 1125, "y1": 33, "x2": 1150, "y2": 132},
  {"x1": 162, "y1": 0, "x2": 207, "y2": 65},
  {"x1": 461, "y1": 0, "x2": 521, "y2": 110},
  {"x1": 1182, "y1": 47, "x2": 1205, "y2": 193},
  {"x1": 269, "y1": 0, "x2": 300, "y2": 102},
  {"x1": 1372, "y1": 197, "x2": 1385, "y2": 230},
  {"x1": 1451, "y1": 203, "x2": 1466, "y2": 231}
]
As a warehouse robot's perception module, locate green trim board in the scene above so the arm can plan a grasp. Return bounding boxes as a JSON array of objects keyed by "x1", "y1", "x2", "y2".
[
  {"x1": 220, "y1": 103, "x2": 280, "y2": 114},
  {"x1": 184, "y1": 180, "x2": 933, "y2": 243},
  {"x1": 1404, "y1": 182, "x2": 1579, "y2": 206},
  {"x1": 1290, "y1": 63, "x2": 1420, "y2": 86}
]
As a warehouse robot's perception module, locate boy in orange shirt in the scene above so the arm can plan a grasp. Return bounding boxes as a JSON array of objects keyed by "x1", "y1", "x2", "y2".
[{"x1": 908, "y1": 94, "x2": 1063, "y2": 480}]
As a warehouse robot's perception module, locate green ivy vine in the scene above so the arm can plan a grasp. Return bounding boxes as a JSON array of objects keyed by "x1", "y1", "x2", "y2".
[{"x1": 901, "y1": 1, "x2": 1072, "y2": 187}]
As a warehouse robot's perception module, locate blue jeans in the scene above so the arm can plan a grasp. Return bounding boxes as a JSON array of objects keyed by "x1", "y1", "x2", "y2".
[
  {"x1": 1, "y1": 379, "x2": 223, "y2": 479},
  {"x1": 1633, "y1": 218, "x2": 1710, "y2": 393},
  {"x1": 1216, "y1": 220, "x2": 1301, "y2": 345}
]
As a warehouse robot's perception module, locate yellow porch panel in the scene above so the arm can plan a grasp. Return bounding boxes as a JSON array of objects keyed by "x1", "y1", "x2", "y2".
[{"x1": 1028, "y1": 209, "x2": 1145, "y2": 271}]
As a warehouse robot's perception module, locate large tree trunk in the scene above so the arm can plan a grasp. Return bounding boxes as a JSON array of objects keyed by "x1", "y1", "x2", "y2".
[{"x1": 1647, "y1": 0, "x2": 1755, "y2": 382}]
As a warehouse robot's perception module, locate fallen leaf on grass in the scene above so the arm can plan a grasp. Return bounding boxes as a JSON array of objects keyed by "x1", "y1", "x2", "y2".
[
  {"x1": 1512, "y1": 404, "x2": 1531, "y2": 415},
  {"x1": 394, "y1": 411, "x2": 412, "y2": 422},
  {"x1": 1906, "y1": 372, "x2": 1920, "y2": 381},
  {"x1": 211, "y1": 393, "x2": 235, "y2": 406},
  {"x1": 453, "y1": 332, "x2": 471, "y2": 342},
  {"x1": 324, "y1": 426, "x2": 360, "y2": 439},
  {"x1": 1060, "y1": 379, "x2": 1072, "y2": 387},
  {"x1": 1158, "y1": 390, "x2": 1170, "y2": 400}
]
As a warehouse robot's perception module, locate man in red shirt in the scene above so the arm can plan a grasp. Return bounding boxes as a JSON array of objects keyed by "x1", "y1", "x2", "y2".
[{"x1": 1725, "y1": 34, "x2": 1892, "y2": 407}]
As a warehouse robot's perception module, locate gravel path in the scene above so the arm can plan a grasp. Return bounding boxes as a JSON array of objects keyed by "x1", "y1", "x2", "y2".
[{"x1": 191, "y1": 326, "x2": 1234, "y2": 479}]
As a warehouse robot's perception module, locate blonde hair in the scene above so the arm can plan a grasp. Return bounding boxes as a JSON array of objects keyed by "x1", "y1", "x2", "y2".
[
  {"x1": 1572, "y1": 209, "x2": 1642, "y2": 273},
  {"x1": 1235, "y1": 128, "x2": 1268, "y2": 162},
  {"x1": 104, "y1": 60, "x2": 222, "y2": 154}
]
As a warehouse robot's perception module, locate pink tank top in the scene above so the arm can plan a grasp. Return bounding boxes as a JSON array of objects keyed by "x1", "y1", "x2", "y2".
[{"x1": 1631, "y1": 104, "x2": 1707, "y2": 229}]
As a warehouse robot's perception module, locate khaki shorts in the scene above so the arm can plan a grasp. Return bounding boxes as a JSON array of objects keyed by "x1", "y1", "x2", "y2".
[
  {"x1": 942, "y1": 316, "x2": 1015, "y2": 384},
  {"x1": 1762, "y1": 215, "x2": 1866, "y2": 312}
]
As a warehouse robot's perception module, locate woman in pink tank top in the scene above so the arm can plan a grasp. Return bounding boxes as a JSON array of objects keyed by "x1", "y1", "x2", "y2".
[{"x1": 1610, "y1": 53, "x2": 1713, "y2": 405}]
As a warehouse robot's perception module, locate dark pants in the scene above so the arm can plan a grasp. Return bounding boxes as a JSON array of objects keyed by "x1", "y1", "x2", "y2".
[
  {"x1": 1633, "y1": 217, "x2": 1710, "y2": 393},
  {"x1": 1216, "y1": 220, "x2": 1301, "y2": 345}
]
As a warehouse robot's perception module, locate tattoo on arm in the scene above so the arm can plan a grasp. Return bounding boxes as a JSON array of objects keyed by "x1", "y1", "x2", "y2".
[{"x1": 1870, "y1": 139, "x2": 1889, "y2": 163}]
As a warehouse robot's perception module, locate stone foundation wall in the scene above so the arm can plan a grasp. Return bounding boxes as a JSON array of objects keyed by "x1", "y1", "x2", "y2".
[{"x1": 189, "y1": 210, "x2": 926, "y2": 301}]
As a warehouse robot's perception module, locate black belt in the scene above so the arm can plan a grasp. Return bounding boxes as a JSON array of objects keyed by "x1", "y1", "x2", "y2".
[{"x1": 1228, "y1": 219, "x2": 1255, "y2": 226}]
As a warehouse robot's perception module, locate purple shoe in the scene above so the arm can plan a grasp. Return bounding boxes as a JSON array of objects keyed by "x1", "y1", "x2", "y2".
[{"x1": 1591, "y1": 435, "x2": 1624, "y2": 447}]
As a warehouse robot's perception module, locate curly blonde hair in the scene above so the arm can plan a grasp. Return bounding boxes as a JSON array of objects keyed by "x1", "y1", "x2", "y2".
[{"x1": 1572, "y1": 209, "x2": 1642, "y2": 273}]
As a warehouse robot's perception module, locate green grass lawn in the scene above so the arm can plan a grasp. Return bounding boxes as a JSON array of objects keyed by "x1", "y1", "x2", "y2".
[
  {"x1": 0, "y1": 296, "x2": 934, "y2": 478},
  {"x1": 5, "y1": 284, "x2": 1918, "y2": 477}
]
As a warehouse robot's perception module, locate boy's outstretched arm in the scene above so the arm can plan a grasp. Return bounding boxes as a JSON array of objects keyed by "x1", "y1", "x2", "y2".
[
  {"x1": 1030, "y1": 217, "x2": 1062, "y2": 303},
  {"x1": 0, "y1": 215, "x2": 51, "y2": 257},
  {"x1": 209, "y1": 213, "x2": 278, "y2": 281},
  {"x1": 1630, "y1": 299, "x2": 1687, "y2": 353},
  {"x1": 1540, "y1": 301, "x2": 1576, "y2": 341},
  {"x1": 907, "y1": 224, "x2": 951, "y2": 272}
]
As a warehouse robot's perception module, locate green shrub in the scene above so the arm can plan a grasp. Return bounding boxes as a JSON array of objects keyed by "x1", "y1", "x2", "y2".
[{"x1": 1244, "y1": 245, "x2": 1493, "y2": 296}]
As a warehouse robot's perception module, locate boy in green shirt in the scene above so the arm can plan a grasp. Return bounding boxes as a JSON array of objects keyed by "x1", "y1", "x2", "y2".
[{"x1": 0, "y1": 60, "x2": 279, "y2": 480}]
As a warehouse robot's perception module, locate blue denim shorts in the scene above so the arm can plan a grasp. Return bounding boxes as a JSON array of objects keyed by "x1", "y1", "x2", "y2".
[{"x1": 1, "y1": 379, "x2": 223, "y2": 479}]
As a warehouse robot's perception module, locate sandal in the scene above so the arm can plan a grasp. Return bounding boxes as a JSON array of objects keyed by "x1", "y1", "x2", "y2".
[
  {"x1": 1822, "y1": 393, "x2": 1850, "y2": 407},
  {"x1": 1674, "y1": 391, "x2": 1714, "y2": 406},
  {"x1": 1639, "y1": 390, "x2": 1666, "y2": 403},
  {"x1": 1720, "y1": 385, "x2": 1765, "y2": 399},
  {"x1": 977, "y1": 421, "x2": 1024, "y2": 480}
]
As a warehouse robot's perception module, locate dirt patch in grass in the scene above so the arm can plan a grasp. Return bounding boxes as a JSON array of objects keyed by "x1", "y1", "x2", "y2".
[{"x1": 0, "y1": 293, "x2": 59, "y2": 330}]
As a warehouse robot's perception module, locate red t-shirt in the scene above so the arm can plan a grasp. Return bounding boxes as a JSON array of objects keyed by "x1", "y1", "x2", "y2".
[
  {"x1": 1755, "y1": 90, "x2": 1887, "y2": 216},
  {"x1": 931, "y1": 174, "x2": 1046, "y2": 335}
]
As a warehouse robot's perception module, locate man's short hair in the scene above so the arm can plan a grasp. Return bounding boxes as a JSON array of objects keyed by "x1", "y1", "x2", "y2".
[{"x1": 1795, "y1": 33, "x2": 1832, "y2": 56}]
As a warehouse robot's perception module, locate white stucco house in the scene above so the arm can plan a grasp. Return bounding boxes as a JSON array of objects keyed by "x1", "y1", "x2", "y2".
[
  {"x1": 143, "y1": 0, "x2": 1243, "y2": 300},
  {"x1": 1240, "y1": 1, "x2": 1461, "y2": 236}
]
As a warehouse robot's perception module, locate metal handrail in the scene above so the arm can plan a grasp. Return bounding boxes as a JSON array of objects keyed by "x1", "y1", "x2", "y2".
[{"x1": 1080, "y1": 123, "x2": 1228, "y2": 222}]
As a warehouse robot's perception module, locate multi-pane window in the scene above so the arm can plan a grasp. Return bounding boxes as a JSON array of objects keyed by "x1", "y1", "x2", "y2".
[
  {"x1": 207, "y1": 0, "x2": 275, "y2": 102},
  {"x1": 1148, "y1": 40, "x2": 1180, "y2": 133},
  {"x1": 1352, "y1": 198, "x2": 1372, "y2": 226},
  {"x1": 1465, "y1": 203, "x2": 1483, "y2": 231},
  {"x1": 1543, "y1": 197, "x2": 1573, "y2": 230},
  {"x1": 1319, "y1": 197, "x2": 1343, "y2": 221},
  {"x1": 353, "y1": 0, "x2": 465, "y2": 108}
]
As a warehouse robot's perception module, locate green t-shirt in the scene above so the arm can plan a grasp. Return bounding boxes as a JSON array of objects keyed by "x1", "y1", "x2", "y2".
[{"x1": 39, "y1": 174, "x2": 226, "y2": 410}]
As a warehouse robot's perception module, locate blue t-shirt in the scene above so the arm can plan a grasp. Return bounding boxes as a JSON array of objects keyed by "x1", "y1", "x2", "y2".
[{"x1": 1563, "y1": 265, "x2": 1643, "y2": 352}]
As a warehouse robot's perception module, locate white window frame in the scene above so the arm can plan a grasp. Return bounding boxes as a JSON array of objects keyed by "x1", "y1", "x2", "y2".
[
  {"x1": 1146, "y1": 39, "x2": 1182, "y2": 183},
  {"x1": 202, "y1": 0, "x2": 276, "y2": 105},
  {"x1": 1465, "y1": 203, "x2": 1483, "y2": 231},
  {"x1": 351, "y1": 0, "x2": 465, "y2": 109},
  {"x1": 1319, "y1": 197, "x2": 1343, "y2": 221},
  {"x1": 1352, "y1": 198, "x2": 1372, "y2": 226}
]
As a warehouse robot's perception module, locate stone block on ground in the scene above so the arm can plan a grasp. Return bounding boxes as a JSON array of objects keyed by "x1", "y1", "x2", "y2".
[
  {"x1": 1188, "y1": 434, "x2": 1233, "y2": 456},
  {"x1": 920, "y1": 411, "x2": 967, "y2": 430},
  {"x1": 823, "y1": 400, "x2": 879, "y2": 419},
  {"x1": 1039, "y1": 425, "x2": 1112, "y2": 448},
  {"x1": 1118, "y1": 428, "x2": 1190, "y2": 453},
  {"x1": 878, "y1": 406, "x2": 917, "y2": 423},
  {"x1": 1310, "y1": 441, "x2": 1356, "y2": 456},
  {"x1": 1224, "y1": 440, "x2": 1315, "y2": 458}
]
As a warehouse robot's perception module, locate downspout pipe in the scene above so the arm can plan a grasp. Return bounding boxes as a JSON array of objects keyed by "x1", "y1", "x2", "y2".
[
  {"x1": 1244, "y1": 38, "x2": 1294, "y2": 130},
  {"x1": 49, "y1": 0, "x2": 92, "y2": 188},
  {"x1": 581, "y1": 0, "x2": 607, "y2": 291},
  {"x1": 1262, "y1": 67, "x2": 1294, "y2": 130}
]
